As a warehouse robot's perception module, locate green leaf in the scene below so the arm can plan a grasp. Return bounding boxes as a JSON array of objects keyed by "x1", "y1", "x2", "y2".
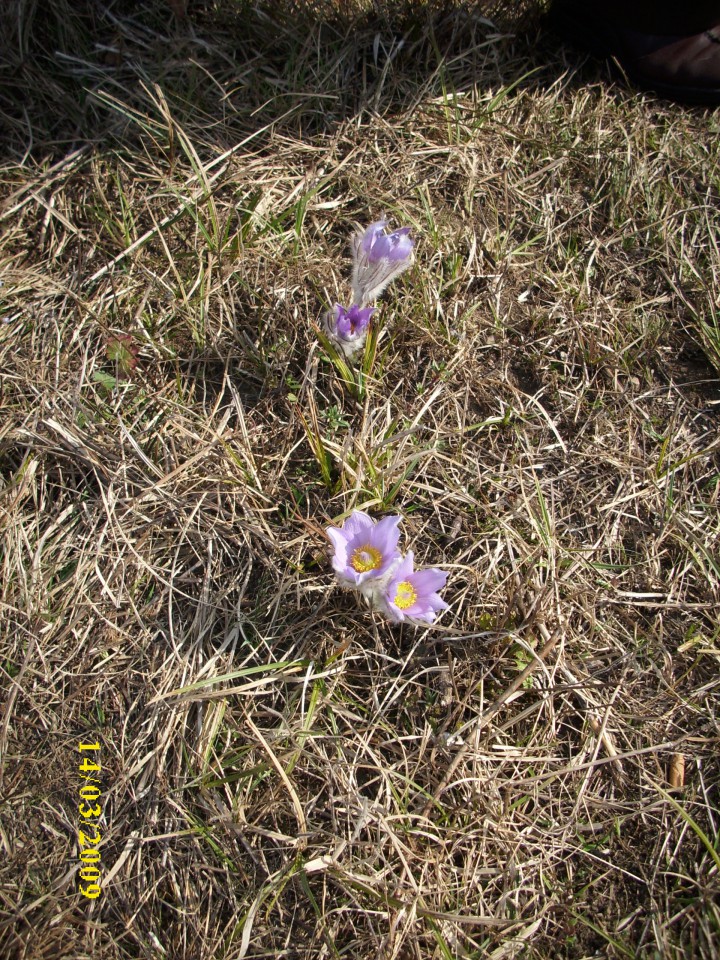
[{"x1": 92, "y1": 370, "x2": 117, "y2": 392}]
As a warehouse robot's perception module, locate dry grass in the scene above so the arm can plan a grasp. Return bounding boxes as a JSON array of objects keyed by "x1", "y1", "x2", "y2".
[{"x1": 1, "y1": 1, "x2": 719, "y2": 957}]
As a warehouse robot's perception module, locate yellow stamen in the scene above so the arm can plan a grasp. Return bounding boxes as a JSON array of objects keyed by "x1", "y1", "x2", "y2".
[
  {"x1": 350, "y1": 544, "x2": 382, "y2": 573},
  {"x1": 394, "y1": 580, "x2": 417, "y2": 610}
]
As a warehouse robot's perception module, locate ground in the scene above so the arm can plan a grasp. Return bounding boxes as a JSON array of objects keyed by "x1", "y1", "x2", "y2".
[{"x1": 0, "y1": 1, "x2": 719, "y2": 958}]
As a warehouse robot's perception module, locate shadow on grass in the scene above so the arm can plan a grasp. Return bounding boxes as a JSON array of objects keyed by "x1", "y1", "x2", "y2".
[{"x1": 0, "y1": 0, "x2": 616, "y2": 163}]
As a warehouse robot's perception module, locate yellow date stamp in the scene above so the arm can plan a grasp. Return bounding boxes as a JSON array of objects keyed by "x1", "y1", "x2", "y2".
[{"x1": 77, "y1": 741, "x2": 102, "y2": 899}]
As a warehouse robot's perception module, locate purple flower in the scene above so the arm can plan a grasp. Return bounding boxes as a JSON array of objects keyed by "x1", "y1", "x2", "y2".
[
  {"x1": 326, "y1": 510, "x2": 402, "y2": 592},
  {"x1": 361, "y1": 221, "x2": 414, "y2": 264},
  {"x1": 351, "y1": 221, "x2": 414, "y2": 305},
  {"x1": 380, "y1": 551, "x2": 449, "y2": 624},
  {"x1": 333, "y1": 303, "x2": 374, "y2": 340},
  {"x1": 324, "y1": 303, "x2": 375, "y2": 357}
]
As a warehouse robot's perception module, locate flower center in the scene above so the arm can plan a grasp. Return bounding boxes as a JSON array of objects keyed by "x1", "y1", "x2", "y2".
[
  {"x1": 350, "y1": 544, "x2": 382, "y2": 573},
  {"x1": 394, "y1": 580, "x2": 417, "y2": 610}
]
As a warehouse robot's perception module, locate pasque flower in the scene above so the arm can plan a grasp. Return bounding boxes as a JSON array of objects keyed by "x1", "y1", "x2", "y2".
[
  {"x1": 326, "y1": 511, "x2": 401, "y2": 592},
  {"x1": 361, "y1": 221, "x2": 414, "y2": 263},
  {"x1": 351, "y1": 220, "x2": 414, "y2": 305},
  {"x1": 324, "y1": 303, "x2": 375, "y2": 356},
  {"x1": 379, "y1": 551, "x2": 449, "y2": 624},
  {"x1": 326, "y1": 511, "x2": 450, "y2": 626}
]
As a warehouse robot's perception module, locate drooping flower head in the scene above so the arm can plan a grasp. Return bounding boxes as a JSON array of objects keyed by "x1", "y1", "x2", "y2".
[
  {"x1": 334, "y1": 303, "x2": 374, "y2": 338},
  {"x1": 351, "y1": 220, "x2": 414, "y2": 305},
  {"x1": 326, "y1": 510, "x2": 402, "y2": 593},
  {"x1": 323, "y1": 303, "x2": 374, "y2": 357},
  {"x1": 380, "y1": 551, "x2": 449, "y2": 624}
]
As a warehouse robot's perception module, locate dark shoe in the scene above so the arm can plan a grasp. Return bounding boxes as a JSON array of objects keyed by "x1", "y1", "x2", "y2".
[{"x1": 549, "y1": 4, "x2": 720, "y2": 105}]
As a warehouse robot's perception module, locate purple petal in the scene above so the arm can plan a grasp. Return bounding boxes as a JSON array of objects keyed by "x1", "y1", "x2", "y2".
[
  {"x1": 326, "y1": 511, "x2": 372, "y2": 555},
  {"x1": 417, "y1": 595, "x2": 450, "y2": 614},
  {"x1": 386, "y1": 229, "x2": 414, "y2": 262},
  {"x1": 326, "y1": 527, "x2": 349, "y2": 553},
  {"x1": 333, "y1": 567, "x2": 362, "y2": 588},
  {"x1": 335, "y1": 317, "x2": 351, "y2": 339},
  {"x1": 327, "y1": 531, "x2": 350, "y2": 581},
  {"x1": 342, "y1": 510, "x2": 374, "y2": 538},
  {"x1": 383, "y1": 602, "x2": 405, "y2": 623},
  {"x1": 404, "y1": 593, "x2": 448, "y2": 621},
  {"x1": 389, "y1": 551, "x2": 413, "y2": 583},
  {"x1": 361, "y1": 221, "x2": 387, "y2": 257},
  {"x1": 408, "y1": 608, "x2": 439, "y2": 624},
  {"x1": 372, "y1": 515, "x2": 401, "y2": 556},
  {"x1": 334, "y1": 305, "x2": 354, "y2": 340},
  {"x1": 367, "y1": 235, "x2": 390, "y2": 263},
  {"x1": 333, "y1": 305, "x2": 350, "y2": 338},
  {"x1": 326, "y1": 308, "x2": 370, "y2": 357},
  {"x1": 333, "y1": 304, "x2": 374, "y2": 340},
  {"x1": 410, "y1": 568, "x2": 448, "y2": 594}
]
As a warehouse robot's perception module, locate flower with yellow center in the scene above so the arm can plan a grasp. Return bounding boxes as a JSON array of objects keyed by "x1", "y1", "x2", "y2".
[
  {"x1": 393, "y1": 580, "x2": 417, "y2": 610},
  {"x1": 326, "y1": 510, "x2": 402, "y2": 590},
  {"x1": 350, "y1": 545, "x2": 383, "y2": 573},
  {"x1": 381, "y1": 551, "x2": 449, "y2": 624}
]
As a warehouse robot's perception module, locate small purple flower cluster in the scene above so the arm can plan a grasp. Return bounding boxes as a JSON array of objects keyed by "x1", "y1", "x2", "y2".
[
  {"x1": 324, "y1": 221, "x2": 414, "y2": 357},
  {"x1": 326, "y1": 510, "x2": 448, "y2": 625}
]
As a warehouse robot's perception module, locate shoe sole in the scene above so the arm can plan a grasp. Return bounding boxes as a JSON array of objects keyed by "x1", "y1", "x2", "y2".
[{"x1": 547, "y1": 6, "x2": 720, "y2": 105}]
